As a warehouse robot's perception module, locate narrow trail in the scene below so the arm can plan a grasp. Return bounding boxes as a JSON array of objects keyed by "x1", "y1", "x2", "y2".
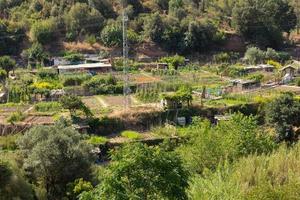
[{"x1": 95, "y1": 96, "x2": 109, "y2": 108}]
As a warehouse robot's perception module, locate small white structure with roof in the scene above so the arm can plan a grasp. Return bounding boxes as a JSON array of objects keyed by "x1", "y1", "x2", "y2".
[{"x1": 58, "y1": 62, "x2": 112, "y2": 74}]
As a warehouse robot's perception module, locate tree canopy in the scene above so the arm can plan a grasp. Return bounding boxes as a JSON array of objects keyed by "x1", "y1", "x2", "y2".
[
  {"x1": 17, "y1": 123, "x2": 95, "y2": 199},
  {"x1": 80, "y1": 143, "x2": 189, "y2": 200}
]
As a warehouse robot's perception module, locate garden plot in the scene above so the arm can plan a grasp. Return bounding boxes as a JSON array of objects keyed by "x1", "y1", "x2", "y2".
[
  {"x1": 82, "y1": 95, "x2": 143, "y2": 115},
  {"x1": 0, "y1": 104, "x2": 31, "y2": 115},
  {"x1": 101, "y1": 95, "x2": 134, "y2": 107},
  {"x1": 22, "y1": 116, "x2": 54, "y2": 125},
  {"x1": 130, "y1": 73, "x2": 161, "y2": 84}
]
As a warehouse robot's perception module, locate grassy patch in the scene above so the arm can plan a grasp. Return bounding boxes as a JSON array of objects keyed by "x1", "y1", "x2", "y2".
[
  {"x1": 34, "y1": 102, "x2": 62, "y2": 112},
  {"x1": 0, "y1": 134, "x2": 20, "y2": 151},
  {"x1": 87, "y1": 136, "x2": 108, "y2": 145},
  {"x1": 121, "y1": 130, "x2": 141, "y2": 140}
]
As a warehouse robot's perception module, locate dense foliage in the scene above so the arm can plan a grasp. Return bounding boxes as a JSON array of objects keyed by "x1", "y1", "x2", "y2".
[
  {"x1": 17, "y1": 123, "x2": 94, "y2": 199},
  {"x1": 80, "y1": 143, "x2": 189, "y2": 200},
  {"x1": 0, "y1": 0, "x2": 296, "y2": 56}
]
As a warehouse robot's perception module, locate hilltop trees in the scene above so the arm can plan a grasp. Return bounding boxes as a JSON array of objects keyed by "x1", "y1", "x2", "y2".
[
  {"x1": 0, "y1": 20, "x2": 25, "y2": 55},
  {"x1": 100, "y1": 22, "x2": 123, "y2": 47},
  {"x1": 233, "y1": 0, "x2": 297, "y2": 48},
  {"x1": 30, "y1": 18, "x2": 57, "y2": 44},
  {"x1": 17, "y1": 123, "x2": 95, "y2": 199},
  {"x1": 65, "y1": 3, "x2": 104, "y2": 39},
  {"x1": 143, "y1": 13, "x2": 165, "y2": 43}
]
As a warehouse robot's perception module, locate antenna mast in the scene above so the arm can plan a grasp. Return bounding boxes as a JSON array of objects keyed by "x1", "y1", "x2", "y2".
[{"x1": 123, "y1": 2, "x2": 131, "y2": 110}]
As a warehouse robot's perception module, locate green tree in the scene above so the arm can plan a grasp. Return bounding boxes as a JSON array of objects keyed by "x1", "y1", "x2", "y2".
[
  {"x1": 161, "y1": 17, "x2": 185, "y2": 52},
  {"x1": 0, "y1": 20, "x2": 25, "y2": 55},
  {"x1": 22, "y1": 42, "x2": 47, "y2": 67},
  {"x1": 143, "y1": 13, "x2": 164, "y2": 43},
  {"x1": 168, "y1": 0, "x2": 186, "y2": 19},
  {"x1": 82, "y1": 143, "x2": 189, "y2": 200},
  {"x1": 265, "y1": 92, "x2": 300, "y2": 142},
  {"x1": 100, "y1": 22, "x2": 123, "y2": 47},
  {"x1": 184, "y1": 20, "x2": 218, "y2": 52},
  {"x1": 17, "y1": 123, "x2": 95, "y2": 199},
  {"x1": 0, "y1": 56, "x2": 15, "y2": 77},
  {"x1": 160, "y1": 55, "x2": 185, "y2": 70},
  {"x1": 60, "y1": 95, "x2": 92, "y2": 117},
  {"x1": 233, "y1": 0, "x2": 297, "y2": 48},
  {"x1": 88, "y1": 0, "x2": 115, "y2": 18},
  {"x1": 30, "y1": 18, "x2": 57, "y2": 44},
  {"x1": 244, "y1": 47, "x2": 266, "y2": 64},
  {"x1": 65, "y1": 3, "x2": 104, "y2": 37}
]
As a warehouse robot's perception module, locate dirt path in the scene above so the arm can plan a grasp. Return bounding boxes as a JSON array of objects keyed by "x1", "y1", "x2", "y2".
[{"x1": 95, "y1": 96, "x2": 109, "y2": 108}]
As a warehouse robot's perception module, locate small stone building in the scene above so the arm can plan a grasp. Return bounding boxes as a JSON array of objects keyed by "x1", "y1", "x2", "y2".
[{"x1": 280, "y1": 65, "x2": 296, "y2": 77}]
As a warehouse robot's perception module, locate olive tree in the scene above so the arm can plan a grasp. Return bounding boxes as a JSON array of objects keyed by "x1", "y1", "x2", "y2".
[{"x1": 17, "y1": 123, "x2": 95, "y2": 199}]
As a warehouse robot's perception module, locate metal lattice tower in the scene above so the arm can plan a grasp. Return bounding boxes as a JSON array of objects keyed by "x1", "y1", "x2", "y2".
[{"x1": 122, "y1": 5, "x2": 131, "y2": 110}]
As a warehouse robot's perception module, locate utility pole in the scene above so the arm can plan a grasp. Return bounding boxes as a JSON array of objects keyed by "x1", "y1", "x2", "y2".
[
  {"x1": 297, "y1": 0, "x2": 300, "y2": 34},
  {"x1": 123, "y1": 2, "x2": 131, "y2": 110}
]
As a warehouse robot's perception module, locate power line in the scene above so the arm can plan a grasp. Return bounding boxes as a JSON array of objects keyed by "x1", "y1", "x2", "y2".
[{"x1": 122, "y1": 2, "x2": 131, "y2": 110}]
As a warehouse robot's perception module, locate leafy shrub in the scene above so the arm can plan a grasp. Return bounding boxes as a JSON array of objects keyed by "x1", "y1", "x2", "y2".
[
  {"x1": 6, "y1": 111, "x2": 26, "y2": 124},
  {"x1": 266, "y1": 60, "x2": 281, "y2": 69},
  {"x1": 177, "y1": 114, "x2": 276, "y2": 174},
  {"x1": 247, "y1": 73, "x2": 264, "y2": 82},
  {"x1": 32, "y1": 81, "x2": 62, "y2": 90},
  {"x1": 296, "y1": 78, "x2": 300, "y2": 86},
  {"x1": 213, "y1": 52, "x2": 231, "y2": 63},
  {"x1": 151, "y1": 69, "x2": 178, "y2": 76},
  {"x1": 244, "y1": 47, "x2": 291, "y2": 65},
  {"x1": 189, "y1": 143, "x2": 300, "y2": 199},
  {"x1": 127, "y1": 29, "x2": 141, "y2": 44},
  {"x1": 85, "y1": 34, "x2": 97, "y2": 45},
  {"x1": 0, "y1": 134, "x2": 19, "y2": 150},
  {"x1": 121, "y1": 130, "x2": 141, "y2": 139},
  {"x1": 37, "y1": 68, "x2": 58, "y2": 80},
  {"x1": 82, "y1": 75, "x2": 123, "y2": 95},
  {"x1": 160, "y1": 55, "x2": 185, "y2": 70},
  {"x1": 61, "y1": 74, "x2": 91, "y2": 86},
  {"x1": 244, "y1": 47, "x2": 265, "y2": 64},
  {"x1": 60, "y1": 95, "x2": 92, "y2": 117},
  {"x1": 63, "y1": 51, "x2": 84, "y2": 63},
  {"x1": 113, "y1": 59, "x2": 141, "y2": 71},
  {"x1": 220, "y1": 64, "x2": 245, "y2": 77},
  {"x1": 87, "y1": 117, "x2": 124, "y2": 135},
  {"x1": 100, "y1": 22, "x2": 122, "y2": 47},
  {"x1": 34, "y1": 102, "x2": 62, "y2": 112},
  {"x1": 277, "y1": 51, "x2": 291, "y2": 63},
  {"x1": 66, "y1": 178, "x2": 93, "y2": 200}
]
